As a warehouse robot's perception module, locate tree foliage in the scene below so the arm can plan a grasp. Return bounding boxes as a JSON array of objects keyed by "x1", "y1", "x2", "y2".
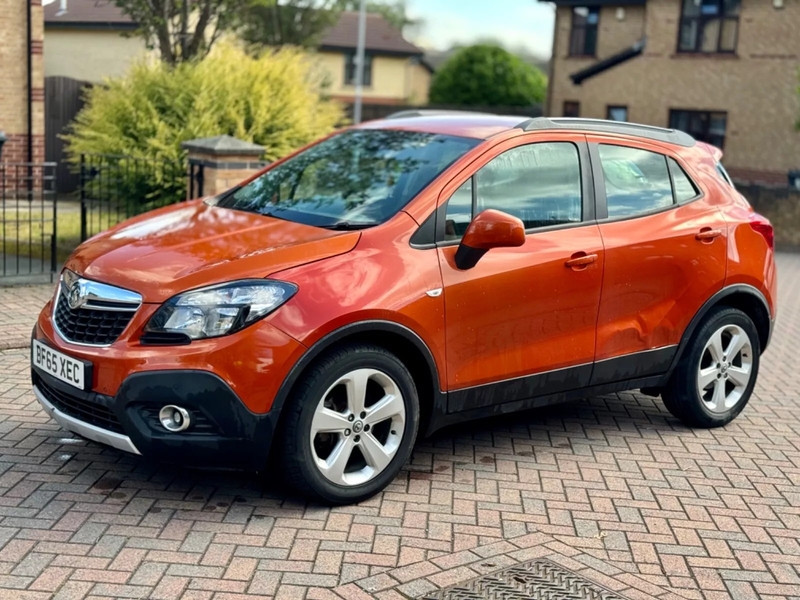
[
  {"x1": 429, "y1": 44, "x2": 547, "y2": 107},
  {"x1": 238, "y1": 0, "x2": 417, "y2": 49},
  {"x1": 337, "y1": 0, "x2": 417, "y2": 32},
  {"x1": 65, "y1": 42, "x2": 343, "y2": 168},
  {"x1": 115, "y1": 0, "x2": 419, "y2": 62},
  {"x1": 113, "y1": 0, "x2": 245, "y2": 65},
  {"x1": 237, "y1": 0, "x2": 341, "y2": 48}
]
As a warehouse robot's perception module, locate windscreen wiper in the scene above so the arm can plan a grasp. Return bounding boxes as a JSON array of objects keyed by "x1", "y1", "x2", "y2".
[{"x1": 320, "y1": 221, "x2": 379, "y2": 230}]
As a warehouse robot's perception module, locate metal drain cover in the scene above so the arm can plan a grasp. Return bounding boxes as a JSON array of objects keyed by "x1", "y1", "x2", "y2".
[{"x1": 419, "y1": 559, "x2": 628, "y2": 600}]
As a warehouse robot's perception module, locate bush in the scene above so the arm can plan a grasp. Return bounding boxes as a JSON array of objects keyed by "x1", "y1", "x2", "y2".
[
  {"x1": 429, "y1": 44, "x2": 547, "y2": 107},
  {"x1": 65, "y1": 43, "x2": 344, "y2": 207}
]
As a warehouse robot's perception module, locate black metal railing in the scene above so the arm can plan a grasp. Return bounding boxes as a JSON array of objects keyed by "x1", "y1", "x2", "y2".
[
  {"x1": 0, "y1": 162, "x2": 58, "y2": 282},
  {"x1": 79, "y1": 154, "x2": 187, "y2": 241}
]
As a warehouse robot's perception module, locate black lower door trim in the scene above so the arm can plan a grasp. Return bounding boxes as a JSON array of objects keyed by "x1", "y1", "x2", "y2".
[
  {"x1": 446, "y1": 345, "x2": 677, "y2": 415},
  {"x1": 429, "y1": 374, "x2": 666, "y2": 434},
  {"x1": 448, "y1": 364, "x2": 592, "y2": 413},
  {"x1": 590, "y1": 345, "x2": 677, "y2": 386}
]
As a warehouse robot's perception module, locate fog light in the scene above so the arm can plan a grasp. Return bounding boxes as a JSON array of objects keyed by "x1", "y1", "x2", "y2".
[{"x1": 159, "y1": 405, "x2": 191, "y2": 432}]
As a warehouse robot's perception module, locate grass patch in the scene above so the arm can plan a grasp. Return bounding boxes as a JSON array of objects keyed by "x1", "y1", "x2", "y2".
[{"x1": 0, "y1": 202, "x2": 126, "y2": 264}]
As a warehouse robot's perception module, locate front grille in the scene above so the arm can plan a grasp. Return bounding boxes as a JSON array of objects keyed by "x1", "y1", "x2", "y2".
[
  {"x1": 54, "y1": 290, "x2": 135, "y2": 345},
  {"x1": 35, "y1": 375, "x2": 123, "y2": 434}
]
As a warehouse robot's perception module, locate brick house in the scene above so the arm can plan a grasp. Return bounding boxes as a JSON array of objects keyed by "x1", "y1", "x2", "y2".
[
  {"x1": 0, "y1": 0, "x2": 45, "y2": 164},
  {"x1": 543, "y1": 0, "x2": 800, "y2": 186}
]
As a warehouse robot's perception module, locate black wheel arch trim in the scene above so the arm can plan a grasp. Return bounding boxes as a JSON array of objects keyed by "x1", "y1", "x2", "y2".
[
  {"x1": 271, "y1": 320, "x2": 446, "y2": 434},
  {"x1": 666, "y1": 284, "x2": 772, "y2": 378}
]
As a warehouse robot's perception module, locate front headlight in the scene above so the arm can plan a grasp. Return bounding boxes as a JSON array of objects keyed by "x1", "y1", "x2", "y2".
[{"x1": 145, "y1": 280, "x2": 297, "y2": 340}]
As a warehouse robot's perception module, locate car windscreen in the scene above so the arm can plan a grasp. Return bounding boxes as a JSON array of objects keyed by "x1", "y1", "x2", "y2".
[{"x1": 214, "y1": 129, "x2": 481, "y2": 229}]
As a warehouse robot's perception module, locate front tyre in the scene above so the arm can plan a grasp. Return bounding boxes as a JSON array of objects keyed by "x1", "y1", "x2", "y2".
[
  {"x1": 662, "y1": 307, "x2": 760, "y2": 428},
  {"x1": 280, "y1": 345, "x2": 419, "y2": 504}
]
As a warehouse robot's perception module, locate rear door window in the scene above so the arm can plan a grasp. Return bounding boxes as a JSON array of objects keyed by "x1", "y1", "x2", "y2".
[{"x1": 597, "y1": 145, "x2": 673, "y2": 218}]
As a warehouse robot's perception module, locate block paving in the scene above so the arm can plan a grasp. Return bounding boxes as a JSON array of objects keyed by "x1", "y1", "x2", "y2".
[{"x1": 0, "y1": 254, "x2": 799, "y2": 599}]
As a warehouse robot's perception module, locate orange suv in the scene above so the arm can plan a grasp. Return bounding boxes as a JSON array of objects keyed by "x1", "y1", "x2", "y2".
[{"x1": 31, "y1": 115, "x2": 776, "y2": 504}]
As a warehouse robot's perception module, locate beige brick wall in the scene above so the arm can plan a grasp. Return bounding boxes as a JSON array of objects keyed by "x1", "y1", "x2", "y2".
[
  {"x1": 549, "y1": 0, "x2": 800, "y2": 182},
  {"x1": 0, "y1": 0, "x2": 45, "y2": 163},
  {"x1": 186, "y1": 152, "x2": 266, "y2": 198}
]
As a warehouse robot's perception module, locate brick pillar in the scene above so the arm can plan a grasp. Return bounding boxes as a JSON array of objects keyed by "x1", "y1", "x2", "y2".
[
  {"x1": 181, "y1": 136, "x2": 266, "y2": 199},
  {"x1": 0, "y1": 0, "x2": 45, "y2": 165}
]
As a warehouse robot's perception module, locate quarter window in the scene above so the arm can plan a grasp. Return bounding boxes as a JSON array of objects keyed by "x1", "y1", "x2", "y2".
[
  {"x1": 668, "y1": 158, "x2": 699, "y2": 202},
  {"x1": 443, "y1": 142, "x2": 583, "y2": 240},
  {"x1": 598, "y1": 145, "x2": 674, "y2": 218},
  {"x1": 570, "y1": 7, "x2": 599, "y2": 56},
  {"x1": 444, "y1": 179, "x2": 472, "y2": 241},
  {"x1": 678, "y1": 0, "x2": 740, "y2": 53},
  {"x1": 669, "y1": 109, "x2": 727, "y2": 149},
  {"x1": 716, "y1": 162, "x2": 735, "y2": 188}
]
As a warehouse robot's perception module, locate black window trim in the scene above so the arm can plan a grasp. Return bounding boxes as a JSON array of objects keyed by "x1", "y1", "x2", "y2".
[
  {"x1": 431, "y1": 138, "x2": 596, "y2": 247},
  {"x1": 676, "y1": 0, "x2": 740, "y2": 55},
  {"x1": 588, "y1": 141, "x2": 705, "y2": 224},
  {"x1": 569, "y1": 6, "x2": 600, "y2": 57}
]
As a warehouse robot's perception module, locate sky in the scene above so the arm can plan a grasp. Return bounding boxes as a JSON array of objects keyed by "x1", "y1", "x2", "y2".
[{"x1": 404, "y1": 0, "x2": 556, "y2": 59}]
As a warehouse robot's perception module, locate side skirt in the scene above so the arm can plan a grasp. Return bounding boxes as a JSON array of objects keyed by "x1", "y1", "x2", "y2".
[
  {"x1": 427, "y1": 374, "x2": 667, "y2": 435},
  {"x1": 427, "y1": 346, "x2": 677, "y2": 435}
]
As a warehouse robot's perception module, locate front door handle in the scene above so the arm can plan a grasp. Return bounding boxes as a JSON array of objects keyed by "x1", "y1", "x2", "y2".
[
  {"x1": 565, "y1": 253, "x2": 598, "y2": 269},
  {"x1": 696, "y1": 228, "x2": 722, "y2": 242}
]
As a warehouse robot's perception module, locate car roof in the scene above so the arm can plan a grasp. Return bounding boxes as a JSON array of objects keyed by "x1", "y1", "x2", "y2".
[{"x1": 355, "y1": 112, "x2": 697, "y2": 147}]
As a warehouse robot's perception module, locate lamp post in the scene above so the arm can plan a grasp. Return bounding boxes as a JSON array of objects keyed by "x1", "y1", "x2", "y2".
[
  {"x1": 0, "y1": 132, "x2": 6, "y2": 161},
  {"x1": 353, "y1": 0, "x2": 367, "y2": 124}
]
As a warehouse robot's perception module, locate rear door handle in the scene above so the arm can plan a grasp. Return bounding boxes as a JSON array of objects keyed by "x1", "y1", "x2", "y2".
[
  {"x1": 696, "y1": 228, "x2": 722, "y2": 241},
  {"x1": 565, "y1": 253, "x2": 598, "y2": 269}
]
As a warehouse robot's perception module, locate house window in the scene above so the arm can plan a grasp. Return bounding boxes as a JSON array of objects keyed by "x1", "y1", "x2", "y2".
[
  {"x1": 607, "y1": 106, "x2": 628, "y2": 122},
  {"x1": 569, "y1": 7, "x2": 599, "y2": 56},
  {"x1": 345, "y1": 53, "x2": 373, "y2": 86},
  {"x1": 678, "y1": 0, "x2": 740, "y2": 53},
  {"x1": 563, "y1": 101, "x2": 580, "y2": 117},
  {"x1": 669, "y1": 109, "x2": 727, "y2": 149}
]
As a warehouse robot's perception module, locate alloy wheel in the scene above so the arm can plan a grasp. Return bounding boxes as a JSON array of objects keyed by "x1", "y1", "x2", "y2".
[
  {"x1": 310, "y1": 368, "x2": 406, "y2": 486},
  {"x1": 696, "y1": 324, "x2": 754, "y2": 413}
]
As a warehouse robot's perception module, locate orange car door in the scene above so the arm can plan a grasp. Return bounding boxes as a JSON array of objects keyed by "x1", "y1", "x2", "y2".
[
  {"x1": 437, "y1": 135, "x2": 604, "y2": 413},
  {"x1": 588, "y1": 139, "x2": 728, "y2": 385}
]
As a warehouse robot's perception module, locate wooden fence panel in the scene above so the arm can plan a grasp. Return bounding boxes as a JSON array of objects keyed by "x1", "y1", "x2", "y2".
[{"x1": 45, "y1": 76, "x2": 92, "y2": 194}]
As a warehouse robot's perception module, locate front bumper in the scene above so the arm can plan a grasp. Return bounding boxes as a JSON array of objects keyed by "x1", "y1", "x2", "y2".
[{"x1": 32, "y1": 365, "x2": 277, "y2": 471}]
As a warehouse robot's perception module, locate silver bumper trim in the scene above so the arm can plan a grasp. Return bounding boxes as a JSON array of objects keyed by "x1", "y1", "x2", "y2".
[{"x1": 33, "y1": 385, "x2": 141, "y2": 455}]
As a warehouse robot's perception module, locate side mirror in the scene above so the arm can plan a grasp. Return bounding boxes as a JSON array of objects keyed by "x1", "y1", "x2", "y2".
[{"x1": 455, "y1": 209, "x2": 525, "y2": 270}]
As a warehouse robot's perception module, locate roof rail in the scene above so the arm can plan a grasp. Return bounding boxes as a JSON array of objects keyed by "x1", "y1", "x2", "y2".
[
  {"x1": 517, "y1": 117, "x2": 696, "y2": 147},
  {"x1": 385, "y1": 109, "x2": 494, "y2": 119}
]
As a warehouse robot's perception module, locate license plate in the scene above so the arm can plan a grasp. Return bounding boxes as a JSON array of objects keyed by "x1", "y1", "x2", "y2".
[{"x1": 32, "y1": 339, "x2": 87, "y2": 391}]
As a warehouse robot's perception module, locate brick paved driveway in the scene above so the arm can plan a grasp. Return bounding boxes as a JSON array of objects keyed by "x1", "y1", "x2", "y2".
[{"x1": 1, "y1": 255, "x2": 799, "y2": 600}]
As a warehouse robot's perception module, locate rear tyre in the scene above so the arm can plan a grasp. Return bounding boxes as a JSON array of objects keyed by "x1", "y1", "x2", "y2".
[
  {"x1": 280, "y1": 344, "x2": 419, "y2": 504},
  {"x1": 662, "y1": 307, "x2": 759, "y2": 428}
]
